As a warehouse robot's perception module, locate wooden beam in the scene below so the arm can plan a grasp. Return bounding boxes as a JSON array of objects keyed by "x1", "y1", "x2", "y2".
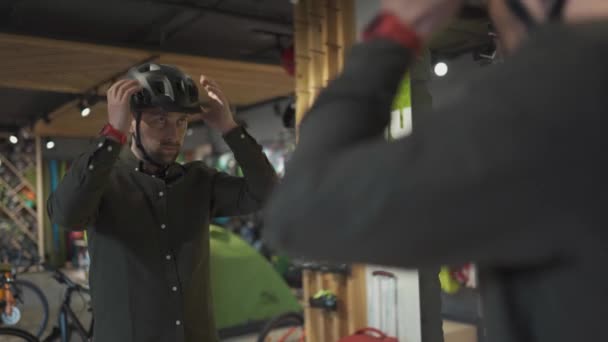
[
  {"x1": 35, "y1": 135, "x2": 45, "y2": 260},
  {"x1": 0, "y1": 33, "x2": 294, "y2": 137},
  {"x1": 0, "y1": 33, "x2": 292, "y2": 98},
  {"x1": 295, "y1": 1, "x2": 360, "y2": 341},
  {"x1": 294, "y1": 0, "x2": 311, "y2": 125},
  {"x1": 0, "y1": 33, "x2": 150, "y2": 94}
]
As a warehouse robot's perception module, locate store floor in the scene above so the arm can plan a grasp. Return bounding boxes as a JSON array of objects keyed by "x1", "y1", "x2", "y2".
[{"x1": 18, "y1": 271, "x2": 475, "y2": 342}]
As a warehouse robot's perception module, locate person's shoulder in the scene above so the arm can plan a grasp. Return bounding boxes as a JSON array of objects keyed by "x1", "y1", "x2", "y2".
[
  {"x1": 182, "y1": 161, "x2": 218, "y2": 176},
  {"x1": 531, "y1": 21, "x2": 608, "y2": 54}
]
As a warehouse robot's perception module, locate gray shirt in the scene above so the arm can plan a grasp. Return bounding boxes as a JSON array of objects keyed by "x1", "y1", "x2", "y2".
[{"x1": 264, "y1": 22, "x2": 608, "y2": 342}]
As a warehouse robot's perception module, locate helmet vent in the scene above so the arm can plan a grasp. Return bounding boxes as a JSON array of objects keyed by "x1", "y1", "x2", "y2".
[{"x1": 151, "y1": 81, "x2": 165, "y2": 95}]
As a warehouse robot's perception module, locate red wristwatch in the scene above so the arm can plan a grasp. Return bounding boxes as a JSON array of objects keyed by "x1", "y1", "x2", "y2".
[
  {"x1": 362, "y1": 12, "x2": 423, "y2": 55},
  {"x1": 100, "y1": 123, "x2": 127, "y2": 145}
]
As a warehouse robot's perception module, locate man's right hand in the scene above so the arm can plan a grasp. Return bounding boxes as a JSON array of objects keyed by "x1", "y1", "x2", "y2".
[{"x1": 106, "y1": 80, "x2": 141, "y2": 134}]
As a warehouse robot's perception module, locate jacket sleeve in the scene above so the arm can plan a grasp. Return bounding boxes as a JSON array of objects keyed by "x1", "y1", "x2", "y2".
[
  {"x1": 263, "y1": 38, "x2": 598, "y2": 268},
  {"x1": 47, "y1": 138, "x2": 123, "y2": 230},
  {"x1": 210, "y1": 126, "x2": 278, "y2": 217}
]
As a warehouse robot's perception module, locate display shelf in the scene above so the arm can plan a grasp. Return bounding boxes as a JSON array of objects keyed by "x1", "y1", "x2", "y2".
[
  {"x1": 0, "y1": 202, "x2": 36, "y2": 242},
  {"x1": 0, "y1": 177, "x2": 37, "y2": 216},
  {"x1": 441, "y1": 287, "x2": 485, "y2": 342},
  {"x1": 14, "y1": 182, "x2": 26, "y2": 193},
  {"x1": 0, "y1": 142, "x2": 39, "y2": 259},
  {"x1": 0, "y1": 154, "x2": 35, "y2": 191}
]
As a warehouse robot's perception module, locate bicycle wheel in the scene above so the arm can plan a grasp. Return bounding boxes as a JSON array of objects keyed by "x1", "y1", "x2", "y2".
[
  {"x1": 0, "y1": 327, "x2": 39, "y2": 342},
  {"x1": 5, "y1": 279, "x2": 50, "y2": 338},
  {"x1": 257, "y1": 312, "x2": 305, "y2": 342}
]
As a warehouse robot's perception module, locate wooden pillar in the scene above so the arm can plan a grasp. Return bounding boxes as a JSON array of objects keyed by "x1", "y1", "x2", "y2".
[
  {"x1": 35, "y1": 135, "x2": 45, "y2": 261},
  {"x1": 294, "y1": 0, "x2": 356, "y2": 123},
  {"x1": 294, "y1": 1, "x2": 366, "y2": 341}
]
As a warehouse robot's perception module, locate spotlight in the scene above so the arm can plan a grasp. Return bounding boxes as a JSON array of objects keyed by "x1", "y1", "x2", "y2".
[
  {"x1": 9, "y1": 135, "x2": 18, "y2": 144},
  {"x1": 79, "y1": 97, "x2": 95, "y2": 117},
  {"x1": 80, "y1": 103, "x2": 91, "y2": 117},
  {"x1": 434, "y1": 62, "x2": 448, "y2": 77},
  {"x1": 46, "y1": 141, "x2": 55, "y2": 150}
]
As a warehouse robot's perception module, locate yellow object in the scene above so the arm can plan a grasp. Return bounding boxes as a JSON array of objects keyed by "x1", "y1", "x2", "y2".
[{"x1": 439, "y1": 267, "x2": 461, "y2": 294}]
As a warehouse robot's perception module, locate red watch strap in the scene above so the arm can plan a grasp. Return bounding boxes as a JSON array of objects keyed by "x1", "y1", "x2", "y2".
[
  {"x1": 362, "y1": 12, "x2": 423, "y2": 55},
  {"x1": 100, "y1": 123, "x2": 127, "y2": 145}
]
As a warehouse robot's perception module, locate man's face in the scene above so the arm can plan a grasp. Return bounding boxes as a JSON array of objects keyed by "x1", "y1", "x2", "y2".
[{"x1": 131, "y1": 109, "x2": 188, "y2": 165}]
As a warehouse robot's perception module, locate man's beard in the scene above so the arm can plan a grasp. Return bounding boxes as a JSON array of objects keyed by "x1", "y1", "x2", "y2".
[{"x1": 148, "y1": 147, "x2": 180, "y2": 165}]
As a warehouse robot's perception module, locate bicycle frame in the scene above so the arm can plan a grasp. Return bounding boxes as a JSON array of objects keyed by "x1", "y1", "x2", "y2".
[
  {"x1": 0, "y1": 271, "x2": 17, "y2": 319},
  {"x1": 56, "y1": 283, "x2": 94, "y2": 342}
]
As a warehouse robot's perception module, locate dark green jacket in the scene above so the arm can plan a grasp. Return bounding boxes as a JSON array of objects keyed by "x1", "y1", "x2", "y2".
[
  {"x1": 264, "y1": 22, "x2": 608, "y2": 342},
  {"x1": 48, "y1": 126, "x2": 277, "y2": 342}
]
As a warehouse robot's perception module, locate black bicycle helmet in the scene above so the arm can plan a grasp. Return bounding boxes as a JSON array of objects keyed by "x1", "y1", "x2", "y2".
[
  {"x1": 126, "y1": 63, "x2": 202, "y2": 168},
  {"x1": 127, "y1": 63, "x2": 201, "y2": 114}
]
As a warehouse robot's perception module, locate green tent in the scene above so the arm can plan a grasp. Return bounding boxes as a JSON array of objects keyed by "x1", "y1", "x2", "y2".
[{"x1": 210, "y1": 225, "x2": 301, "y2": 329}]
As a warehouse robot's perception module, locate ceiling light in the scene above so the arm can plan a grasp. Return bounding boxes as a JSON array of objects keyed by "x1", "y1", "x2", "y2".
[
  {"x1": 80, "y1": 105, "x2": 91, "y2": 117},
  {"x1": 434, "y1": 62, "x2": 448, "y2": 77},
  {"x1": 79, "y1": 98, "x2": 93, "y2": 117},
  {"x1": 9, "y1": 135, "x2": 18, "y2": 144}
]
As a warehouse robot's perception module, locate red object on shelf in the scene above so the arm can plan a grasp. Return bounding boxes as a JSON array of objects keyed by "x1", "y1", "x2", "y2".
[
  {"x1": 280, "y1": 45, "x2": 295, "y2": 77},
  {"x1": 338, "y1": 328, "x2": 398, "y2": 342}
]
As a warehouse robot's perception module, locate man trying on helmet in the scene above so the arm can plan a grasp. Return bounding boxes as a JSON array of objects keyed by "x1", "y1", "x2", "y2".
[
  {"x1": 48, "y1": 64, "x2": 278, "y2": 342},
  {"x1": 265, "y1": 1, "x2": 608, "y2": 342}
]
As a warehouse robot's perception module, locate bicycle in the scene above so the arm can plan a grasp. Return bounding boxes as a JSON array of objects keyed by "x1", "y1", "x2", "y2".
[
  {"x1": 0, "y1": 266, "x2": 94, "y2": 342},
  {"x1": 41, "y1": 267, "x2": 93, "y2": 342},
  {"x1": 0, "y1": 326, "x2": 39, "y2": 341},
  {"x1": 0, "y1": 262, "x2": 50, "y2": 339}
]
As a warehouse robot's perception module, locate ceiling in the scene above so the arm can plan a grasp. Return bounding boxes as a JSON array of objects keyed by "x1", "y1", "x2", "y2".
[
  {"x1": 0, "y1": 0, "x2": 296, "y2": 137},
  {"x1": 0, "y1": 0, "x2": 491, "y2": 138},
  {"x1": 0, "y1": 0, "x2": 293, "y2": 62}
]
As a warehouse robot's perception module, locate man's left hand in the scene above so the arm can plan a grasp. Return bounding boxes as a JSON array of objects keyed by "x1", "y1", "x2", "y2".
[{"x1": 199, "y1": 75, "x2": 238, "y2": 134}]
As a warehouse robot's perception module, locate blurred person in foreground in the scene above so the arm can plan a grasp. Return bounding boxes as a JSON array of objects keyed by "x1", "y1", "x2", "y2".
[
  {"x1": 264, "y1": 0, "x2": 608, "y2": 341},
  {"x1": 48, "y1": 64, "x2": 277, "y2": 342}
]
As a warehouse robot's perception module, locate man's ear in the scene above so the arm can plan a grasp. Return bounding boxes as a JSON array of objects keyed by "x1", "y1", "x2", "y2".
[{"x1": 129, "y1": 118, "x2": 136, "y2": 135}]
